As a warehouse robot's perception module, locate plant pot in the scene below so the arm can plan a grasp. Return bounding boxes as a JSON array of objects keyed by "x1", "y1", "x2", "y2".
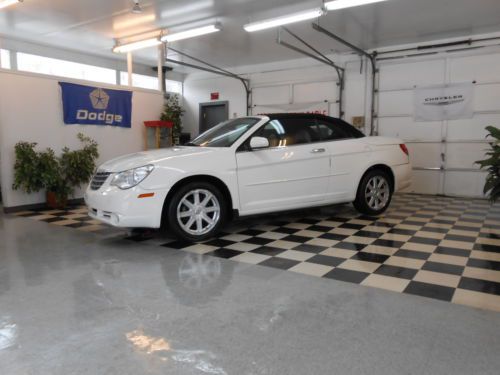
[{"x1": 46, "y1": 191, "x2": 68, "y2": 210}]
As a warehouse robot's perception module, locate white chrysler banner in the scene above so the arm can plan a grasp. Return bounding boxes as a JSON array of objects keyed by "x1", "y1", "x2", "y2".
[{"x1": 414, "y1": 83, "x2": 474, "y2": 122}]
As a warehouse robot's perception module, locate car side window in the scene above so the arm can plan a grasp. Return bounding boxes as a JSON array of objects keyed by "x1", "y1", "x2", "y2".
[
  {"x1": 316, "y1": 118, "x2": 364, "y2": 141},
  {"x1": 253, "y1": 118, "x2": 321, "y2": 147}
]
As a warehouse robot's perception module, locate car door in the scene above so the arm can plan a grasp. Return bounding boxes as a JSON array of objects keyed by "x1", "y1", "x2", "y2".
[
  {"x1": 235, "y1": 117, "x2": 331, "y2": 214},
  {"x1": 316, "y1": 118, "x2": 371, "y2": 202}
]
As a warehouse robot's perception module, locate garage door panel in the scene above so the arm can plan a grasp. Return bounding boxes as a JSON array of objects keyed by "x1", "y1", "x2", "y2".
[
  {"x1": 407, "y1": 143, "x2": 442, "y2": 169},
  {"x1": 410, "y1": 170, "x2": 440, "y2": 195},
  {"x1": 293, "y1": 81, "x2": 337, "y2": 103},
  {"x1": 444, "y1": 171, "x2": 487, "y2": 197},
  {"x1": 446, "y1": 113, "x2": 499, "y2": 140},
  {"x1": 450, "y1": 53, "x2": 500, "y2": 82},
  {"x1": 474, "y1": 84, "x2": 500, "y2": 112},
  {"x1": 378, "y1": 91, "x2": 413, "y2": 116},
  {"x1": 379, "y1": 60, "x2": 446, "y2": 91},
  {"x1": 378, "y1": 117, "x2": 442, "y2": 141},
  {"x1": 446, "y1": 143, "x2": 489, "y2": 169},
  {"x1": 253, "y1": 85, "x2": 289, "y2": 105}
]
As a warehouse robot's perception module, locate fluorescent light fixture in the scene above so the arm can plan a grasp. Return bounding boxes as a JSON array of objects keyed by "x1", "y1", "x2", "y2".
[
  {"x1": 325, "y1": 0, "x2": 389, "y2": 11},
  {"x1": 244, "y1": 8, "x2": 324, "y2": 32},
  {"x1": 113, "y1": 38, "x2": 161, "y2": 53},
  {"x1": 161, "y1": 24, "x2": 221, "y2": 43},
  {"x1": 0, "y1": 0, "x2": 23, "y2": 10}
]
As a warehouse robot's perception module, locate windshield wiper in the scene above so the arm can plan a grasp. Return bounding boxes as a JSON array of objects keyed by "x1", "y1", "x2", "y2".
[{"x1": 184, "y1": 142, "x2": 199, "y2": 146}]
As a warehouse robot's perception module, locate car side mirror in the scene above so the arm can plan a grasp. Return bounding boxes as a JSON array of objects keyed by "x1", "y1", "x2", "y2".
[{"x1": 249, "y1": 136, "x2": 270, "y2": 150}]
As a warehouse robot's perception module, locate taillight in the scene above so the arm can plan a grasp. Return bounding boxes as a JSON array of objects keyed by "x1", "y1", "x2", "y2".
[{"x1": 399, "y1": 144, "x2": 409, "y2": 156}]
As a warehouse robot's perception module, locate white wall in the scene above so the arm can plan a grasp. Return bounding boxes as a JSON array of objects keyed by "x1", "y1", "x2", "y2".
[{"x1": 0, "y1": 70, "x2": 164, "y2": 208}]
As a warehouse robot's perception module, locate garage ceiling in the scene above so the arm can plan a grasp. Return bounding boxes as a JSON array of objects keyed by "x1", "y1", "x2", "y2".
[{"x1": 1, "y1": 0, "x2": 500, "y2": 70}]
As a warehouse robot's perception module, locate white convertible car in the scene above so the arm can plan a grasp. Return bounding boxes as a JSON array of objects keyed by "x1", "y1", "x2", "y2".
[{"x1": 85, "y1": 114, "x2": 411, "y2": 241}]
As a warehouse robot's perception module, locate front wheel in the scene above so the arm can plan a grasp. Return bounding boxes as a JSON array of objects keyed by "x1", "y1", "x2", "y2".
[
  {"x1": 353, "y1": 170, "x2": 393, "y2": 216},
  {"x1": 167, "y1": 182, "x2": 227, "y2": 242}
]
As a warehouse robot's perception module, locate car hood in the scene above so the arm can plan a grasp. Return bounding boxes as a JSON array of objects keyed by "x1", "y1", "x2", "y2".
[{"x1": 98, "y1": 146, "x2": 219, "y2": 172}]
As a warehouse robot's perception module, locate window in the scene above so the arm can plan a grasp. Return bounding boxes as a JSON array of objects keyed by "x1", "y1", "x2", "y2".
[
  {"x1": 189, "y1": 118, "x2": 260, "y2": 147},
  {"x1": 17, "y1": 53, "x2": 116, "y2": 84},
  {"x1": 316, "y1": 118, "x2": 365, "y2": 140},
  {"x1": 120, "y1": 71, "x2": 158, "y2": 90},
  {"x1": 166, "y1": 79, "x2": 183, "y2": 94},
  {"x1": 253, "y1": 117, "x2": 321, "y2": 147},
  {"x1": 0, "y1": 49, "x2": 10, "y2": 69}
]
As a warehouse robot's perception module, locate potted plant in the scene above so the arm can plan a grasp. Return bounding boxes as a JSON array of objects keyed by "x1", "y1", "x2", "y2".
[
  {"x1": 13, "y1": 133, "x2": 99, "y2": 209},
  {"x1": 476, "y1": 126, "x2": 500, "y2": 203},
  {"x1": 160, "y1": 94, "x2": 185, "y2": 145}
]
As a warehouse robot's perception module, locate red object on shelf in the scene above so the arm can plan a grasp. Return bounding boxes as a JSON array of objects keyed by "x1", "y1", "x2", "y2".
[
  {"x1": 144, "y1": 120, "x2": 174, "y2": 128},
  {"x1": 211, "y1": 92, "x2": 219, "y2": 100}
]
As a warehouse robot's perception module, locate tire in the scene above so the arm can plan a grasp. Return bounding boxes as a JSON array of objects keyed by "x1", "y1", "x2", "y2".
[
  {"x1": 353, "y1": 169, "x2": 393, "y2": 216},
  {"x1": 166, "y1": 181, "x2": 227, "y2": 242}
]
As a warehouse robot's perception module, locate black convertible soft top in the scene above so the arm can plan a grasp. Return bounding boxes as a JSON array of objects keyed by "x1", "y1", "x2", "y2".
[{"x1": 261, "y1": 113, "x2": 365, "y2": 138}]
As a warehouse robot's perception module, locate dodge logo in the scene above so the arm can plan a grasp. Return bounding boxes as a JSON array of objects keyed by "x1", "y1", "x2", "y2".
[{"x1": 89, "y1": 88, "x2": 110, "y2": 109}]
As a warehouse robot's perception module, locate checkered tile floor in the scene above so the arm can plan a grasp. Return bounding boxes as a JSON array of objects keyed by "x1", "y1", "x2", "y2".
[{"x1": 12, "y1": 194, "x2": 500, "y2": 312}]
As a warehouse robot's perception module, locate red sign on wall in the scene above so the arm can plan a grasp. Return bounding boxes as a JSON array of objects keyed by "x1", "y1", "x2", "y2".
[{"x1": 210, "y1": 92, "x2": 219, "y2": 100}]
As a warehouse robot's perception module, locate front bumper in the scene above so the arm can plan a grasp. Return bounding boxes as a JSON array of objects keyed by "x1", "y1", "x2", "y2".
[{"x1": 84, "y1": 183, "x2": 168, "y2": 229}]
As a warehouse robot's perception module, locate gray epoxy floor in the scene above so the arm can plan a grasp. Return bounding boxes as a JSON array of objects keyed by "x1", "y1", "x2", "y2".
[{"x1": 0, "y1": 213, "x2": 499, "y2": 375}]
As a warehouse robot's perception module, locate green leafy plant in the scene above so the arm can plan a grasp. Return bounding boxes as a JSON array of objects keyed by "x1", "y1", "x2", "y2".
[
  {"x1": 13, "y1": 133, "x2": 99, "y2": 206},
  {"x1": 476, "y1": 126, "x2": 500, "y2": 202},
  {"x1": 160, "y1": 94, "x2": 185, "y2": 143}
]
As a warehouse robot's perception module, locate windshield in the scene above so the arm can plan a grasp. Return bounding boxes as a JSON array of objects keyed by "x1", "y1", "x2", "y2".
[{"x1": 187, "y1": 118, "x2": 260, "y2": 147}]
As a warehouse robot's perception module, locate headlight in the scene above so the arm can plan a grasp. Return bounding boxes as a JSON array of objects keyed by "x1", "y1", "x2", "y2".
[{"x1": 110, "y1": 165, "x2": 154, "y2": 190}]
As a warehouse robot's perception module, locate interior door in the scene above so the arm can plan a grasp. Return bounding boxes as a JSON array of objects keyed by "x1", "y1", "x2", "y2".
[
  {"x1": 199, "y1": 102, "x2": 228, "y2": 133},
  {"x1": 236, "y1": 117, "x2": 331, "y2": 214}
]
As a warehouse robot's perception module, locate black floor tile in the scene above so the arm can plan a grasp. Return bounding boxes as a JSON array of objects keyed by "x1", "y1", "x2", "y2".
[
  {"x1": 206, "y1": 249, "x2": 243, "y2": 259},
  {"x1": 434, "y1": 246, "x2": 470, "y2": 258},
  {"x1": 467, "y1": 258, "x2": 500, "y2": 271},
  {"x1": 389, "y1": 228, "x2": 417, "y2": 236},
  {"x1": 433, "y1": 219, "x2": 456, "y2": 225},
  {"x1": 401, "y1": 220, "x2": 425, "y2": 226},
  {"x1": 307, "y1": 255, "x2": 346, "y2": 267},
  {"x1": 251, "y1": 246, "x2": 286, "y2": 257},
  {"x1": 323, "y1": 268, "x2": 370, "y2": 283},
  {"x1": 420, "y1": 226, "x2": 449, "y2": 234},
  {"x1": 404, "y1": 281, "x2": 455, "y2": 301},
  {"x1": 422, "y1": 261, "x2": 464, "y2": 276},
  {"x1": 272, "y1": 227, "x2": 299, "y2": 235},
  {"x1": 242, "y1": 237, "x2": 274, "y2": 246},
  {"x1": 375, "y1": 264, "x2": 417, "y2": 279},
  {"x1": 334, "y1": 242, "x2": 366, "y2": 251},
  {"x1": 339, "y1": 223, "x2": 365, "y2": 230},
  {"x1": 458, "y1": 277, "x2": 500, "y2": 296},
  {"x1": 281, "y1": 235, "x2": 313, "y2": 244},
  {"x1": 453, "y1": 225, "x2": 480, "y2": 232},
  {"x1": 444, "y1": 234, "x2": 477, "y2": 243},
  {"x1": 351, "y1": 252, "x2": 389, "y2": 263},
  {"x1": 373, "y1": 239, "x2": 405, "y2": 248},
  {"x1": 238, "y1": 229, "x2": 265, "y2": 236},
  {"x1": 354, "y1": 230, "x2": 382, "y2": 239},
  {"x1": 409, "y1": 237, "x2": 441, "y2": 246},
  {"x1": 393, "y1": 249, "x2": 430, "y2": 260},
  {"x1": 306, "y1": 225, "x2": 335, "y2": 232},
  {"x1": 292, "y1": 244, "x2": 328, "y2": 254},
  {"x1": 204, "y1": 239, "x2": 236, "y2": 248},
  {"x1": 319, "y1": 233, "x2": 348, "y2": 241},
  {"x1": 259, "y1": 257, "x2": 300, "y2": 270},
  {"x1": 297, "y1": 218, "x2": 320, "y2": 224},
  {"x1": 473, "y1": 243, "x2": 500, "y2": 253}
]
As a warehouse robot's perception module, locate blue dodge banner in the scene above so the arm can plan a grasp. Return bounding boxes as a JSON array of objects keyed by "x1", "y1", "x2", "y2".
[{"x1": 59, "y1": 82, "x2": 132, "y2": 127}]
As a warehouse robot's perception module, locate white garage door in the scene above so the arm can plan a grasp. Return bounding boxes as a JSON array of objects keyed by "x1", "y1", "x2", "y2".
[
  {"x1": 377, "y1": 52, "x2": 497, "y2": 197},
  {"x1": 251, "y1": 80, "x2": 339, "y2": 117}
]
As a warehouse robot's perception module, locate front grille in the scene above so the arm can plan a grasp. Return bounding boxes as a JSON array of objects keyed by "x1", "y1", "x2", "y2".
[{"x1": 90, "y1": 171, "x2": 111, "y2": 190}]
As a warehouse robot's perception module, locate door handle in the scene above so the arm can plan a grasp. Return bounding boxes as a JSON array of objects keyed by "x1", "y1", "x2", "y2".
[{"x1": 311, "y1": 148, "x2": 326, "y2": 153}]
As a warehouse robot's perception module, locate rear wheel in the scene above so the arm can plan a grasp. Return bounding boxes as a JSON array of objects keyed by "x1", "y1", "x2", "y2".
[
  {"x1": 353, "y1": 169, "x2": 392, "y2": 216},
  {"x1": 167, "y1": 182, "x2": 227, "y2": 242}
]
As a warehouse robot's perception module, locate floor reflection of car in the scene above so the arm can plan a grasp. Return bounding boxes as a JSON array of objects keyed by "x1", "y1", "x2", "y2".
[{"x1": 85, "y1": 114, "x2": 411, "y2": 241}]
